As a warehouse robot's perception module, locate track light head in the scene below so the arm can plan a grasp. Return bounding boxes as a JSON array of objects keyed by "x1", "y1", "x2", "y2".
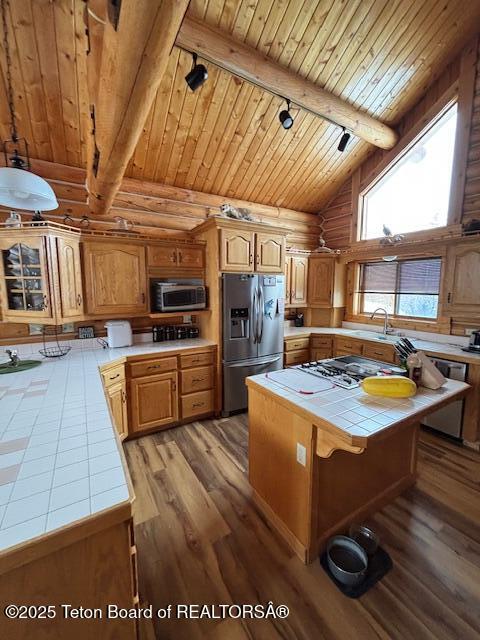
[
  {"x1": 185, "y1": 53, "x2": 208, "y2": 91},
  {"x1": 337, "y1": 128, "x2": 351, "y2": 152},
  {"x1": 279, "y1": 99, "x2": 294, "y2": 129}
]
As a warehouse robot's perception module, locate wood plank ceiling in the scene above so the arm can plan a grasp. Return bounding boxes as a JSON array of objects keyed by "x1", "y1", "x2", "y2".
[{"x1": 1, "y1": 0, "x2": 480, "y2": 214}]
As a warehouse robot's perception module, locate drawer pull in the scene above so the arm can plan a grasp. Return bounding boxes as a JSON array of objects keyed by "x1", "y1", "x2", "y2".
[
  {"x1": 147, "y1": 364, "x2": 164, "y2": 370},
  {"x1": 192, "y1": 377, "x2": 206, "y2": 383},
  {"x1": 192, "y1": 402, "x2": 205, "y2": 408},
  {"x1": 109, "y1": 373, "x2": 120, "y2": 380}
]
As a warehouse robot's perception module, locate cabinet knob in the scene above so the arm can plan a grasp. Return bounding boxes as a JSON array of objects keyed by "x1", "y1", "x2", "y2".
[
  {"x1": 141, "y1": 292, "x2": 146, "y2": 304},
  {"x1": 249, "y1": 254, "x2": 253, "y2": 265},
  {"x1": 109, "y1": 373, "x2": 120, "y2": 380},
  {"x1": 121, "y1": 390, "x2": 127, "y2": 403},
  {"x1": 192, "y1": 402, "x2": 205, "y2": 408},
  {"x1": 77, "y1": 294, "x2": 82, "y2": 307},
  {"x1": 42, "y1": 294, "x2": 48, "y2": 310},
  {"x1": 447, "y1": 292, "x2": 451, "y2": 303}
]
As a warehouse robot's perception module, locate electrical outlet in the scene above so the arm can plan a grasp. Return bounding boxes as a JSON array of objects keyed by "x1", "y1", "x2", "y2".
[
  {"x1": 296, "y1": 443, "x2": 307, "y2": 466},
  {"x1": 62, "y1": 323, "x2": 75, "y2": 334},
  {"x1": 183, "y1": 315, "x2": 192, "y2": 324},
  {"x1": 465, "y1": 329, "x2": 473, "y2": 336},
  {"x1": 29, "y1": 324, "x2": 43, "y2": 336}
]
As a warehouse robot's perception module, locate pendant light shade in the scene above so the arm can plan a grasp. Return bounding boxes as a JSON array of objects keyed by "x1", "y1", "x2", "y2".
[{"x1": 0, "y1": 167, "x2": 58, "y2": 210}]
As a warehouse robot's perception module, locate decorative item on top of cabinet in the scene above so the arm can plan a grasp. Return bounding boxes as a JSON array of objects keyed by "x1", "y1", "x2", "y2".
[
  {"x1": 308, "y1": 254, "x2": 346, "y2": 308},
  {"x1": 442, "y1": 240, "x2": 480, "y2": 315},
  {"x1": 285, "y1": 251, "x2": 309, "y2": 306},
  {"x1": 82, "y1": 239, "x2": 148, "y2": 316},
  {"x1": 0, "y1": 223, "x2": 84, "y2": 324}
]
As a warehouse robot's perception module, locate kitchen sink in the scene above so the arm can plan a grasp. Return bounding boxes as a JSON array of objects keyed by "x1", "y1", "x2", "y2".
[
  {"x1": 352, "y1": 331, "x2": 401, "y2": 343},
  {"x1": 0, "y1": 360, "x2": 42, "y2": 374}
]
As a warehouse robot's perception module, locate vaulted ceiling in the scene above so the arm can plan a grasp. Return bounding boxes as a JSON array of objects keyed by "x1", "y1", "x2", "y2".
[{"x1": 1, "y1": 0, "x2": 480, "y2": 213}]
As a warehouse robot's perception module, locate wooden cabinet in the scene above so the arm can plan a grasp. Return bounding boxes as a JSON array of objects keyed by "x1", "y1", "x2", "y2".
[
  {"x1": 0, "y1": 234, "x2": 53, "y2": 322},
  {"x1": 147, "y1": 244, "x2": 204, "y2": 269},
  {"x1": 285, "y1": 254, "x2": 309, "y2": 306},
  {"x1": 83, "y1": 241, "x2": 147, "y2": 316},
  {"x1": 255, "y1": 232, "x2": 285, "y2": 273},
  {"x1": 130, "y1": 371, "x2": 178, "y2": 433},
  {"x1": 220, "y1": 228, "x2": 255, "y2": 271},
  {"x1": 218, "y1": 224, "x2": 286, "y2": 273},
  {"x1": 54, "y1": 235, "x2": 84, "y2": 320},
  {"x1": 106, "y1": 380, "x2": 128, "y2": 439},
  {"x1": 284, "y1": 336, "x2": 311, "y2": 366},
  {"x1": 442, "y1": 241, "x2": 480, "y2": 315},
  {"x1": 334, "y1": 336, "x2": 363, "y2": 356},
  {"x1": 180, "y1": 351, "x2": 215, "y2": 420},
  {"x1": 308, "y1": 255, "x2": 345, "y2": 308},
  {"x1": 362, "y1": 341, "x2": 396, "y2": 364},
  {"x1": 310, "y1": 335, "x2": 333, "y2": 360}
]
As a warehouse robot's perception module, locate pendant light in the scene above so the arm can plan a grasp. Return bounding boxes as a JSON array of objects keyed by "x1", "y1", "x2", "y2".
[
  {"x1": 337, "y1": 128, "x2": 351, "y2": 152},
  {"x1": 279, "y1": 99, "x2": 294, "y2": 129},
  {"x1": 185, "y1": 53, "x2": 208, "y2": 92},
  {"x1": 0, "y1": 0, "x2": 58, "y2": 212}
]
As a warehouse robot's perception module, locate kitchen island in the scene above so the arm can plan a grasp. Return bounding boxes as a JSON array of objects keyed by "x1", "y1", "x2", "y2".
[{"x1": 247, "y1": 371, "x2": 469, "y2": 563}]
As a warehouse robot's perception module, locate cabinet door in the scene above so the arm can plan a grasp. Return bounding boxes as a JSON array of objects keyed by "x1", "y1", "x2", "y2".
[
  {"x1": 107, "y1": 380, "x2": 128, "y2": 439},
  {"x1": 308, "y1": 258, "x2": 334, "y2": 307},
  {"x1": 130, "y1": 372, "x2": 178, "y2": 433},
  {"x1": 83, "y1": 242, "x2": 147, "y2": 315},
  {"x1": 255, "y1": 233, "x2": 285, "y2": 273},
  {"x1": 285, "y1": 257, "x2": 292, "y2": 304},
  {"x1": 291, "y1": 256, "x2": 308, "y2": 305},
  {"x1": 220, "y1": 229, "x2": 255, "y2": 272},
  {"x1": 0, "y1": 236, "x2": 53, "y2": 320},
  {"x1": 443, "y1": 244, "x2": 480, "y2": 314},
  {"x1": 177, "y1": 246, "x2": 204, "y2": 269},
  {"x1": 362, "y1": 342, "x2": 396, "y2": 364},
  {"x1": 147, "y1": 245, "x2": 177, "y2": 268},
  {"x1": 56, "y1": 236, "x2": 84, "y2": 320}
]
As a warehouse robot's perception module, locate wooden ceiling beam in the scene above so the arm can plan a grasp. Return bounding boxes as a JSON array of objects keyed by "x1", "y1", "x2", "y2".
[
  {"x1": 86, "y1": 0, "x2": 189, "y2": 215},
  {"x1": 176, "y1": 16, "x2": 399, "y2": 151}
]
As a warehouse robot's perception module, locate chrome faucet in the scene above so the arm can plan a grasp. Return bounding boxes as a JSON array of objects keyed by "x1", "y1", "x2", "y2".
[
  {"x1": 370, "y1": 308, "x2": 393, "y2": 335},
  {"x1": 5, "y1": 349, "x2": 19, "y2": 366}
]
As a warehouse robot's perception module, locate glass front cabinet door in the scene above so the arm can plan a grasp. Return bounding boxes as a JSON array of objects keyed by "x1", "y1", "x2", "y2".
[{"x1": 0, "y1": 236, "x2": 53, "y2": 321}]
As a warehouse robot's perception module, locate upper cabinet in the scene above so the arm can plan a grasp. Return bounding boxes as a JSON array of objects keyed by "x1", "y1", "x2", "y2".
[
  {"x1": 82, "y1": 240, "x2": 148, "y2": 316},
  {"x1": 147, "y1": 244, "x2": 205, "y2": 270},
  {"x1": 0, "y1": 226, "x2": 84, "y2": 324},
  {"x1": 220, "y1": 228, "x2": 255, "y2": 271},
  {"x1": 54, "y1": 236, "x2": 84, "y2": 321},
  {"x1": 285, "y1": 253, "x2": 309, "y2": 306},
  {"x1": 442, "y1": 241, "x2": 480, "y2": 315},
  {"x1": 255, "y1": 232, "x2": 285, "y2": 273},
  {"x1": 0, "y1": 234, "x2": 53, "y2": 321},
  {"x1": 308, "y1": 255, "x2": 346, "y2": 308}
]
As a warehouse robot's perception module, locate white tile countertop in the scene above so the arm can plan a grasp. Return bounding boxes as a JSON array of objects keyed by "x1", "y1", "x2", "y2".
[
  {"x1": 0, "y1": 338, "x2": 216, "y2": 553},
  {"x1": 248, "y1": 371, "x2": 469, "y2": 443},
  {"x1": 284, "y1": 325, "x2": 480, "y2": 365}
]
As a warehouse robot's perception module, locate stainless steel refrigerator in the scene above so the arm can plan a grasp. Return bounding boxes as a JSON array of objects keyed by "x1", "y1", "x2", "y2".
[{"x1": 222, "y1": 273, "x2": 285, "y2": 415}]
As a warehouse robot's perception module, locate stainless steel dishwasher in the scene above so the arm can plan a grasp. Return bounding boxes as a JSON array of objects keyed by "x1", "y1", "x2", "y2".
[{"x1": 421, "y1": 357, "x2": 467, "y2": 438}]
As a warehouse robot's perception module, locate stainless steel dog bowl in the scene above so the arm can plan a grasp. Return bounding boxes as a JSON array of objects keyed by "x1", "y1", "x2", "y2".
[{"x1": 326, "y1": 535, "x2": 368, "y2": 587}]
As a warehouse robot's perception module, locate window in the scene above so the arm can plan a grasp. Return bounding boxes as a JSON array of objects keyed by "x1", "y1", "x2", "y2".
[
  {"x1": 359, "y1": 258, "x2": 441, "y2": 320},
  {"x1": 360, "y1": 103, "x2": 457, "y2": 240}
]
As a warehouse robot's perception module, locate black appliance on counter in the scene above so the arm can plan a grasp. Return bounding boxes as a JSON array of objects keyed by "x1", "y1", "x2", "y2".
[{"x1": 463, "y1": 329, "x2": 480, "y2": 353}]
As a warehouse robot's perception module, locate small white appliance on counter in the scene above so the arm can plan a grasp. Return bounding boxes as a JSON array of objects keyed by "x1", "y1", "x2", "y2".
[{"x1": 105, "y1": 320, "x2": 133, "y2": 348}]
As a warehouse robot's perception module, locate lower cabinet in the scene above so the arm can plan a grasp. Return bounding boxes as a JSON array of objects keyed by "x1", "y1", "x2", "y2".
[
  {"x1": 130, "y1": 371, "x2": 178, "y2": 433},
  {"x1": 106, "y1": 380, "x2": 128, "y2": 439},
  {"x1": 180, "y1": 358, "x2": 215, "y2": 419}
]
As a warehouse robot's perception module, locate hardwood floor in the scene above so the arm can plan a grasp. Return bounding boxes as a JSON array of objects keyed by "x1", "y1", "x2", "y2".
[{"x1": 124, "y1": 416, "x2": 480, "y2": 640}]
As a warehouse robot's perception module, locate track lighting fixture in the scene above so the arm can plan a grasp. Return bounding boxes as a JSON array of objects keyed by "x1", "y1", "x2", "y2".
[
  {"x1": 185, "y1": 53, "x2": 208, "y2": 92},
  {"x1": 279, "y1": 99, "x2": 294, "y2": 130},
  {"x1": 337, "y1": 128, "x2": 351, "y2": 152}
]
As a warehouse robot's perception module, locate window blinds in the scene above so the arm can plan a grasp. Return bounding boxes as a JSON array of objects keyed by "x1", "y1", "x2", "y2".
[{"x1": 361, "y1": 258, "x2": 441, "y2": 295}]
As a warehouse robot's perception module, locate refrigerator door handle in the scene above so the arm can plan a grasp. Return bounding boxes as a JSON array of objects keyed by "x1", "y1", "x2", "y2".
[
  {"x1": 226, "y1": 356, "x2": 282, "y2": 368},
  {"x1": 252, "y1": 287, "x2": 258, "y2": 343},
  {"x1": 258, "y1": 286, "x2": 264, "y2": 343}
]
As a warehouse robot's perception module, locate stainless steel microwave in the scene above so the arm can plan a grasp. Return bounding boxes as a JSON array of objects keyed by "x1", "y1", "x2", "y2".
[{"x1": 152, "y1": 283, "x2": 206, "y2": 312}]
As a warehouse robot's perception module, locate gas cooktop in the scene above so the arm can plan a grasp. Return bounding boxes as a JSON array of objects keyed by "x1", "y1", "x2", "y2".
[{"x1": 293, "y1": 355, "x2": 406, "y2": 390}]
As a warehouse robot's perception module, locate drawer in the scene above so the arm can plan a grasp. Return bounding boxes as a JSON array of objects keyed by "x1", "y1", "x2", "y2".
[
  {"x1": 180, "y1": 351, "x2": 214, "y2": 369},
  {"x1": 101, "y1": 364, "x2": 125, "y2": 387},
  {"x1": 284, "y1": 349, "x2": 310, "y2": 366},
  {"x1": 285, "y1": 337, "x2": 310, "y2": 352},
  {"x1": 311, "y1": 347, "x2": 332, "y2": 361},
  {"x1": 310, "y1": 336, "x2": 333, "y2": 349},
  {"x1": 129, "y1": 356, "x2": 177, "y2": 378},
  {"x1": 181, "y1": 365, "x2": 214, "y2": 393},
  {"x1": 334, "y1": 337, "x2": 363, "y2": 355},
  {"x1": 362, "y1": 342, "x2": 395, "y2": 363},
  {"x1": 181, "y1": 389, "x2": 214, "y2": 420}
]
